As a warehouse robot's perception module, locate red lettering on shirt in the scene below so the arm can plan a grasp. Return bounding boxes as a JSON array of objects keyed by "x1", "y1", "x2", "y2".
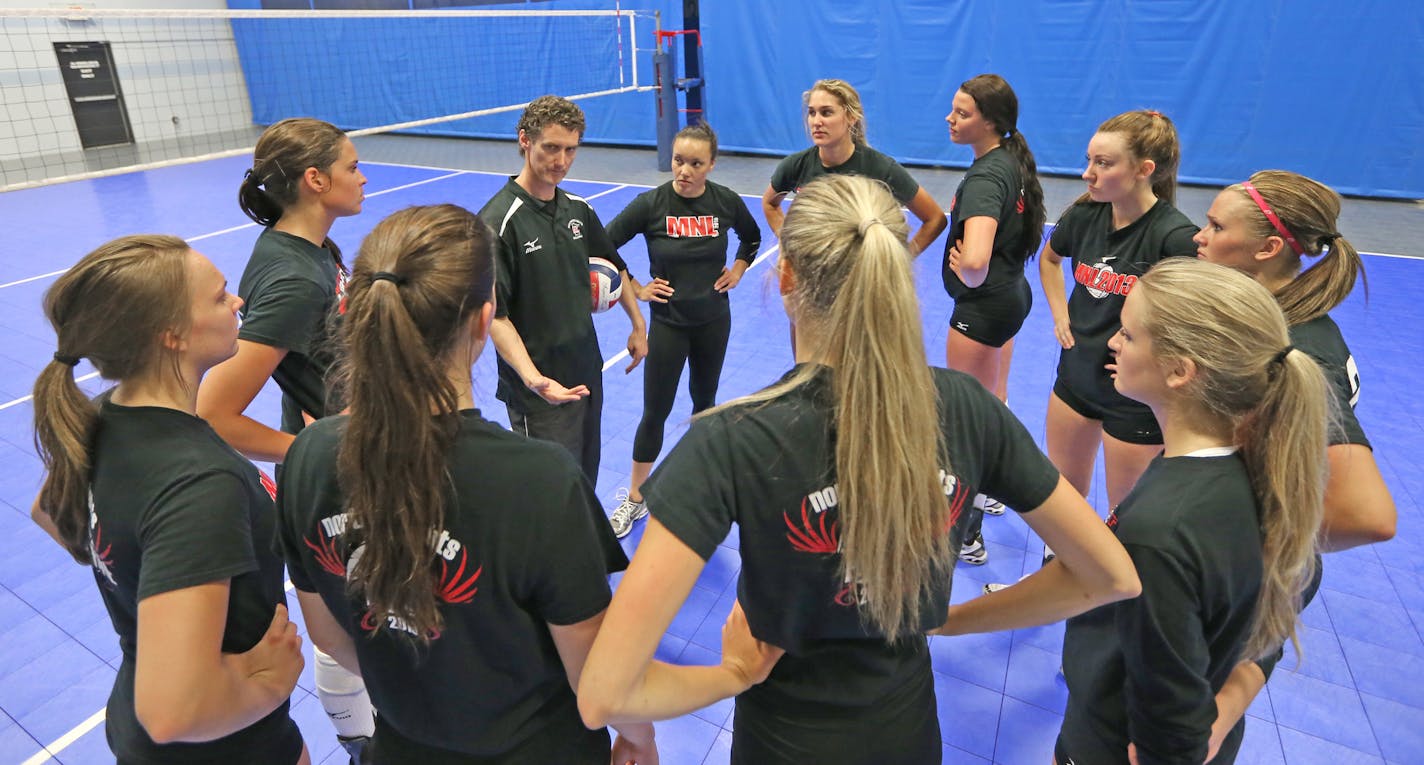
[{"x1": 666, "y1": 215, "x2": 719, "y2": 238}]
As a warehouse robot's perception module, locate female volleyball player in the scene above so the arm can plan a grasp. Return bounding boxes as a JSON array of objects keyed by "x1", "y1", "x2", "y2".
[
  {"x1": 761, "y1": 78, "x2": 945, "y2": 254},
  {"x1": 604, "y1": 123, "x2": 762, "y2": 538},
  {"x1": 940, "y1": 73, "x2": 1048, "y2": 564},
  {"x1": 196, "y1": 116, "x2": 374, "y2": 759},
  {"x1": 1054, "y1": 258, "x2": 1327, "y2": 765},
  {"x1": 198, "y1": 117, "x2": 363, "y2": 461},
  {"x1": 31, "y1": 236, "x2": 307, "y2": 764},
  {"x1": 276, "y1": 204, "x2": 656, "y2": 764},
  {"x1": 1039, "y1": 110, "x2": 1197, "y2": 512},
  {"x1": 578, "y1": 175, "x2": 1140, "y2": 765},
  {"x1": 1192, "y1": 170, "x2": 1395, "y2": 762}
]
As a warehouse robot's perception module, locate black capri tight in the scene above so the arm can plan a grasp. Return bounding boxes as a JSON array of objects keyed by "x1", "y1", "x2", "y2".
[{"x1": 633, "y1": 314, "x2": 732, "y2": 463}]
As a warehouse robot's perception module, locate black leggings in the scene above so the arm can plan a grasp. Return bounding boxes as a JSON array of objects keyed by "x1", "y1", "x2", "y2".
[{"x1": 633, "y1": 314, "x2": 732, "y2": 463}]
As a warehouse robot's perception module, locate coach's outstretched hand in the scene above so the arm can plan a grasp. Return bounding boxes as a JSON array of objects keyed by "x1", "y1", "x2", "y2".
[{"x1": 528, "y1": 376, "x2": 591, "y2": 405}]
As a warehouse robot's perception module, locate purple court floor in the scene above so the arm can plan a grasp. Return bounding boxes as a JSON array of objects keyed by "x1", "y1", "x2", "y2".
[{"x1": 0, "y1": 153, "x2": 1421, "y2": 764}]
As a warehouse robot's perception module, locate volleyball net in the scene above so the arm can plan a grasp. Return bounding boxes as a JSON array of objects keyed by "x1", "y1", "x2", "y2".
[{"x1": 0, "y1": 7, "x2": 655, "y2": 191}]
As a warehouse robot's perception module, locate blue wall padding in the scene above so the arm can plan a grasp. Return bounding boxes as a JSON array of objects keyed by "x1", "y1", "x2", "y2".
[{"x1": 229, "y1": 0, "x2": 1423, "y2": 198}]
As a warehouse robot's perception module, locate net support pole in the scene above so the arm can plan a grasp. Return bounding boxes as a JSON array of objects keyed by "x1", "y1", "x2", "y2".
[
  {"x1": 682, "y1": 0, "x2": 704, "y2": 125},
  {"x1": 654, "y1": 41, "x2": 678, "y2": 172}
]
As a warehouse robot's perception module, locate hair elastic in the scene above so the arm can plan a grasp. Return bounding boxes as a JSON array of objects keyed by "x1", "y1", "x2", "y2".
[
  {"x1": 857, "y1": 217, "x2": 884, "y2": 237},
  {"x1": 1271, "y1": 345, "x2": 1295, "y2": 367},
  {"x1": 53, "y1": 352, "x2": 80, "y2": 367},
  {"x1": 1241, "y1": 182, "x2": 1305, "y2": 257},
  {"x1": 370, "y1": 271, "x2": 405, "y2": 286}
]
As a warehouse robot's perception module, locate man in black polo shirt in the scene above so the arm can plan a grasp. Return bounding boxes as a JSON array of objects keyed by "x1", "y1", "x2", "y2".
[{"x1": 479, "y1": 96, "x2": 646, "y2": 484}]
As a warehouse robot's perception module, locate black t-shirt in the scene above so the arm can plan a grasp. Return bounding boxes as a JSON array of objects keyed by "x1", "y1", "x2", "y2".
[
  {"x1": 1061, "y1": 454, "x2": 1262, "y2": 765},
  {"x1": 237, "y1": 227, "x2": 346, "y2": 434},
  {"x1": 605, "y1": 180, "x2": 762, "y2": 327},
  {"x1": 1052, "y1": 199, "x2": 1197, "y2": 409},
  {"x1": 769, "y1": 145, "x2": 920, "y2": 204},
  {"x1": 276, "y1": 410, "x2": 629, "y2": 759},
  {"x1": 1290, "y1": 313, "x2": 1368, "y2": 447},
  {"x1": 942, "y1": 146, "x2": 1031, "y2": 298},
  {"x1": 642, "y1": 366, "x2": 1059, "y2": 719},
  {"x1": 88, "y1": 399, "x2": 298, "y2": 763},
  {"x1": 479, "y1": 178, "x2": 628, "y2": 413}
]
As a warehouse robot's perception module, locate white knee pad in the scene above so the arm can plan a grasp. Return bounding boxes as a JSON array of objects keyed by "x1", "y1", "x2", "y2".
[{"x1": 314, "y1": 647, "x2": 375, "y2": 738}]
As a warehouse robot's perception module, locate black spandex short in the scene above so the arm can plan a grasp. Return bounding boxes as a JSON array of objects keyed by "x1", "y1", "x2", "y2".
[
  {"x1": 949, "y1": 277, "x2": 1032, "y2": 348},
  {"x1": 1053, "y1": 376, "x2": 1163, "y2": 445}
]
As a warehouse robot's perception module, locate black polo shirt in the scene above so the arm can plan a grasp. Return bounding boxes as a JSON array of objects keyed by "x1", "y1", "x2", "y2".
[{"x1": 479, "y1": 178, "x2": 628, "y2": 414}]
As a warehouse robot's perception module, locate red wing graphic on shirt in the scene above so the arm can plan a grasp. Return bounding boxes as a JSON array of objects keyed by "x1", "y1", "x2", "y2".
[
  {"x1": 1016, "y1": 195, "x2": 1026, "y2": 214},
  {"x1": 258, "y1": 469, "x2": 277, "y2": 502},
  {"x1": 90, "y1": 521, "x2": 117, "y2": 590},
  {"x1": 304, "y1": 527, "x2": 347, "y2": 577},
  {"x1": 785, "y1": 497, "x2": 840, "y2": 554},
  {"x1": 944, "y1": 475, "x2": 971, "y2": 534},
  {"x1": 434, "y1": 547, "x2": 483, "y2": 605}
]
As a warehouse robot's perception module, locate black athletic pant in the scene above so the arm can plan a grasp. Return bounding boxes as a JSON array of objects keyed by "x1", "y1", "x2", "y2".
[{"x1": 633, "y1": 313, "x2": 732, "y2": 463}]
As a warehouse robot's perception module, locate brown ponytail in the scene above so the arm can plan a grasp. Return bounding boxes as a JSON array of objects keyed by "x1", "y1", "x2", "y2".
[
  {"x1": 334, "y1": 204, "x2": 496, "y2": 642},
  {"x1": 238, "y1": 117, "x2": 349, "y2": 261},
  {"x1": 1228, "y1": 170, "x2": 1365, "y2": 326},
  {"x1": 959, "y1": 74, "x2": 1046, "y2": 259},
  {"x1": 34, "y1": 235, "x2": 191, "y2": 562}
]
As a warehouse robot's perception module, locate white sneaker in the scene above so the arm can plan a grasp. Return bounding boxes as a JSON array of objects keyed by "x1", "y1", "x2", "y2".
[
  {"x1": 609, "y1": 488, "x2": 648, "y2": 539},
  {"x1": 982, "y1": 572, "x2": 1032, "y2": 595},
  {"x1": 958, "y1": 532, "x2": 988, "y2": 565},
  {"x1": 975, "y1": 493, "x2": 1006, "y2": 515}
]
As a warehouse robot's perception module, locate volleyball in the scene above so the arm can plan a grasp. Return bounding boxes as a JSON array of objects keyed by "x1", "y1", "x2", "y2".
[{"x1": 589, "y1": 256, "x2": 623, "y2": 313}]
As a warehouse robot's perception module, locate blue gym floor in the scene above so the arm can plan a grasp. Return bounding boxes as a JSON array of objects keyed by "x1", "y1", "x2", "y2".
[{"x1": 0, "y1": 154, "x2": 1421, "y2": 764}]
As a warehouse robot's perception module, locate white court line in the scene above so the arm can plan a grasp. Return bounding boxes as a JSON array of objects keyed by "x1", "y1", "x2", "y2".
[
  {"x1": 0, "y1": 371, "x2": 100, "y2": 411},
  {"x1": 19, "y1": 708, "x2": 106, "y2": 765},
  {"x1": 0, "y1": 170, "x2": 470, "y2": 290}
]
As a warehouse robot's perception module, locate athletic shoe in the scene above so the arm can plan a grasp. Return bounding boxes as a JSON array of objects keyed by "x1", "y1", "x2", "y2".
[
  {"x1": 975, "y1": 493, "x2": 1006, "y2": 516},
  {"x1": 982, "y1": 572, "x2": 1031, "y2": 595},
  {"x1": 609, "y1": 488, "x2": 648, "y2": 539},
  {"x1": 958, "y1": 532, "x2": 988, "y2": 565}
]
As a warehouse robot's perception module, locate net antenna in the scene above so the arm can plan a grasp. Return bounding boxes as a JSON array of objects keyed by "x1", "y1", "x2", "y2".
[{"x1": 0, "y1": 7, "x2": 656, "y2": 192}]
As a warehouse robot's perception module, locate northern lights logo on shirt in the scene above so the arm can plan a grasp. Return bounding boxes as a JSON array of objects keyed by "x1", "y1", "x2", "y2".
[
  {"x1": 665, "y1": 215, "x2": 720, "y2": 238},
  {"x1": 305, "y1": 513, "x2": 482, "y2": 640},
  {"x1": 785, "y1": 470, "x2": 973, "y2": 607}
]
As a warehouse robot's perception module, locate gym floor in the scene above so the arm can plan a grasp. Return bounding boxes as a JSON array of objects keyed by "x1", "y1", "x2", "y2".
[{"x1": 0, "y1": 136, "x2": 1420, "y2": 763}]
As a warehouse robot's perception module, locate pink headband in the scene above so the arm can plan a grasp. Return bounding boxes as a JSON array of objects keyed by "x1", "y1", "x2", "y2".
[{"x1": 1241, "y1": 181, "x2": 1304, "y2": 256}]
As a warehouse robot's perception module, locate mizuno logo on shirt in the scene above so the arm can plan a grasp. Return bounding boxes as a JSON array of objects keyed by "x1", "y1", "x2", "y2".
[
  {"x1": 665, "y1": 215, "x2": 720, "y2": 238},
  {"x1": 523, "y1": 238, "x2": 542, "y2": 254},
  {"x1": 1075, "y1": 262, "x2": 1137, "y2": 298}
]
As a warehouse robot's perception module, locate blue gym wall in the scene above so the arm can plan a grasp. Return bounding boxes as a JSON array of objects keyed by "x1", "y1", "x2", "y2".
[{"x1": 228, "y1": 0, "x2": 1423, "y2": 199}]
